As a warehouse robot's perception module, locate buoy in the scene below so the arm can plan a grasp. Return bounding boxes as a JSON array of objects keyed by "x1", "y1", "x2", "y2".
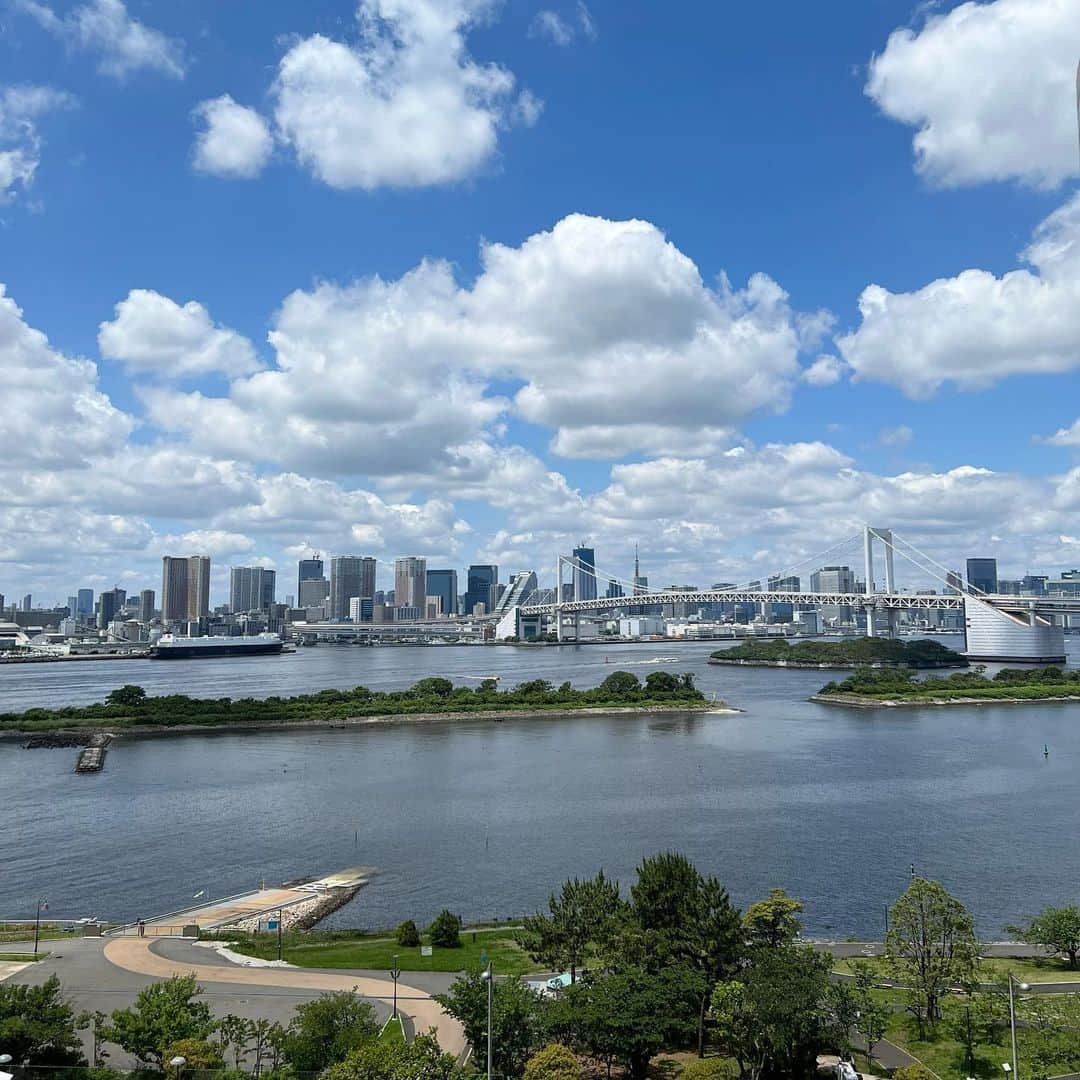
[{"x1": 1044, "y1": 744, "x2": 1050, "y2": 758}]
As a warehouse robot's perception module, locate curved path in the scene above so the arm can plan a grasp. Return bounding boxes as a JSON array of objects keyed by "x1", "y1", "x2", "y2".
[{"x1": 103, "y1": 937, "x2": 465, "y2": 1055}]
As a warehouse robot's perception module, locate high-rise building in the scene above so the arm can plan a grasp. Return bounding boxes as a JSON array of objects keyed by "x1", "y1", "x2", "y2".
[
  {"x1": 605, "y1": 579, "x2": 624, "y2": 599},
  {"x1": 329, "y1": 556, "x2": 376, "y2": 621},
  {"x1": 426, "y1": 569, "x2": 458, "y2": 618},
  {"x1": 493, "y1": 570, "x2": 538, "y2": 615},
  {"x1": 464, "y1": 565, "x2": 497, "y2": 615},
  {"x1": 1022, "y1": 575, "x2": 1049, "y2": 596},
  {"x1": 21, "y1": 594, "x2": 31, "y2": 611},
  {"x1": 298, "y1": 556, "x2": 324, "y2": 599},
  {"x1": 572, "y1": 543, "x2": 597, "y2": 602},
  {"x1": 77, "y1": 588, "x2": 94, "y2": 618},
  {"x1": 138, "y1": 589, "x2": 155, "y2": 623},
  {"x1": 230, "y1": 567, "x2": 277, "y2": 613},
  {"x1": 810, "y1": 565, "x2": 856, "y2": 625},
  {"x1": 298, "y1": 576, "x2": 330, "y2": 608},
  {"x1": 966, "y1": 557, "x2": 998, "y2": 595},
  {"x1": 187, "y1": 556, "x2": 211, "y2": 620},
  {"x1": 945, "y1": 570, "x2": 963, "y2": 595},
  {"x1": 67, "y1": 595, "x2": 78, "y2": 619},
  {"x1": 161, "y1": 557, "x2": 189, "y2": 625},
  {"x1": 97, "y1": 589, "x2": 117, "y2": 629},
  {"x1": 0, "y1": 593, "x2": 5, "y2": 614},
  {"x1": 395, "y1": 557, "x2": 427, "y2": 613}
]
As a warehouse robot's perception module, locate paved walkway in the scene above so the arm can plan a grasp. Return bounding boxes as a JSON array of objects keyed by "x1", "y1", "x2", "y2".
[{"x1": 102, "y1": 936, "x2": 465, "y2": 1055}]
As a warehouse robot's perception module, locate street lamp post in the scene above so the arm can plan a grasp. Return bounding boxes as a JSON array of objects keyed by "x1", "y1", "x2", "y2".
[
  {"x1": 389, "y1": 955, "x2": 400, "y2": 1019},
  {"x1": 170, "y1": 1054, "x2": 187, "y2": 1080},
  {"x1": 481, "y1": 963, "x2": 493, "y2": 1080},
  {"x1": 33, "y1": 898, "x2": 48, "y2": 957},
  {"x1": 277, "y1": 908, "x2": 283, "y2": 962},
  {"x1": 1007, "y1": 973, "x2": 1030, "y2": 1079}
]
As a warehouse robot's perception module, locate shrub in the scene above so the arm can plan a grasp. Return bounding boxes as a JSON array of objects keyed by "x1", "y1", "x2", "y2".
[
  {"x1": 429, "y1": 910, "x2": 463, "y2": 949},
  {"x1": 524, "y1": 1043, "x2": 583, "y2": 1080},
  {"x1": 395, "y1": 920, "x2": 420, "y2": 947},
  {"x1": 893, "y1": 1066, "x2": 936, "y2": 1080}
]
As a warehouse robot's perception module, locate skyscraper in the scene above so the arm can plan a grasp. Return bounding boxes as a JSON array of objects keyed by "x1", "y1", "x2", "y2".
[
  {"x1": 464, "y1": 565, "x2": 497, "y2": 615},
  {"x1": 230, "y1": 567, "x2": 277, "y2": 612},
  {"x1": 187, "y1": 556, "x2": 211, "y2": 621},
  {"x1": 426, "y1": 569, "x2": 458, "y2": 618},
  {"x1": 329, "y1": 556, "x2": 376, "y2": 620},
  {"x1": 77, "y1": 588, "x2": 94, "y2": 618},
  {"x1": 572, "y1": 543, "x2": 597, "y2": 602},
  {"x1": 161, "y1": 557, "x2": 189, "y2": 625},
  {"x1": 67, "y1": 594, "x2": 78, "y2": 619},
  {"x1": 395, "y1": 557, "x2": 427, "y2": 613},
  {"x1": 138, "y1": 589, "x2": 155, "y2": 623},
  {"x1": 298, "y1": 556, "x2": 323, "y2": 598},
  {"x1": 966, "y1": 558, "x2": 998, "y2": 595},
  {"x1": 298, "y1": 576, "x2": 330, "y2": 608},
  {"x1": 97, "y1": 589, "x2": 117, "y2": 629}
]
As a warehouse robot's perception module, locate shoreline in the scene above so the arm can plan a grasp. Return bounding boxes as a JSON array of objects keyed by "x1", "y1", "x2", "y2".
[
  {"x1": 811, "y1": 692, "x2": 1080, "y2": 709},
  {"x1": 1, "y1": 702, "x2": 737, "y2": 742},
  {"x1": 708, "y1": 658, "x2": 964, "y2": 670}
]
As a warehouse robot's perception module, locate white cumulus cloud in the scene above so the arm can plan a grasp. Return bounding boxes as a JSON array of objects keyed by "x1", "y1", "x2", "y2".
[
  {"x1": 271, "y1": 0, "x2": 536, "y2": 190},
  {"x1": 16, "y1": 0, "x2": 185, "y2": 79},
  {"x1": 0, "y1": 84, "x2": 75, "y2": 203},
  {"x1": 192, "y1": 96, "x2": 273, "y2": 179},
  {"x1": 98, "y1": 289, "x2": 261, "y2": 379},
  {"x1": 867, "y1": 0, "x2": 1080, "y2": 188},
  {"x1": 838, "y1": 192, "x2": 1080, "y2": 397}
]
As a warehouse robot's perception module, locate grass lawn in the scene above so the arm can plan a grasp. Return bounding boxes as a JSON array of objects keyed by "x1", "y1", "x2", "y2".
[
  {"x1": 831, "y1": 954, "x2": 1080, "y2": 984},
  {"x1": 0, "y1": 952, "x2": 48, "y2": 961},
  {"x1": 378, "y1": 1016, "x2": 407, "y2": 1045},
  {"x1": 233, "y1": 927, "x2": 541, "y2": 977}
]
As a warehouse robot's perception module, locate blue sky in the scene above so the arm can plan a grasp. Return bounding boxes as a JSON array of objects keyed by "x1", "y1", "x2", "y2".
[{"x1": 2, "y1": 0, "x2": 1080, "y2": 604}]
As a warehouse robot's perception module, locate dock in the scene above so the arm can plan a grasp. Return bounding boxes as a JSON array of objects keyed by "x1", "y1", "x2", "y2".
[{"x1": 73, "y1": 733, "x2": 113, "y2": 773}]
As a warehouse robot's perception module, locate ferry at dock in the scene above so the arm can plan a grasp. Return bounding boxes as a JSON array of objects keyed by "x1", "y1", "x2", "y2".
[{"x1": 150, "y1": 632, "x2": 285, "y2": 660}]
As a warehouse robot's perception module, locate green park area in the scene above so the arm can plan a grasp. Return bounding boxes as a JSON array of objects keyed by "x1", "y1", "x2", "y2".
[
  {"x1": 818, "y1": 664, "x2": 1080, "y2": 704},
  {"x1": 0, "y1": 670, "x2": 707, "y2": 734},
  {"x1": 711, "y1": 636, "x2": 967, "y2": 668}
]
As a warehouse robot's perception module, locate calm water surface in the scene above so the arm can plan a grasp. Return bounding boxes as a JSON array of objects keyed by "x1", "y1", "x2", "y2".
[{"x1": 3, "y1": 637, "x2": 1079, "y2": 938}]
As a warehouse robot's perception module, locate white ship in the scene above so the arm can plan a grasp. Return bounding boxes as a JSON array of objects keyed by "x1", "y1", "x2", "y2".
[{"x1": 150, "y1": 633, "x2": 284, "y2": 660}]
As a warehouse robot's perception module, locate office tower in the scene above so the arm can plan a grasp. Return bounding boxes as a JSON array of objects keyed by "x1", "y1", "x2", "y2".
[
  {"x1": 493, "y1": 571, "x2": 538, "y2": 615},
  {"x1": 0, "y1": 593, "x2": 4, "y2": 614},
  {"x1": 572, "y1": 543, "x2": 596, "y2": 602},
  {"x1": 426, "y1": 569, "x2": 458, "y2": 618},
  {"x1": 67, "y1": 595, "x2": 78, "y2": 619},
  {"x1": 298, "y1": 576, "x2": 330, "y2": 608},
  {"x1": 97, "y1": 590, "x2": 116, "y2": 629},
  {"x1": 77, "y1": 588, "x2": 94, "y2": 618},
  {"x1": 395, "y1": 557, "x2": 427, "y2": 613},
  {"x1": 161, "y1": 557, "x2": 189, "y2": 625},
  {"x1": 111, "y1": 587, "x2": 127, "y2": 608},
  {"x1": 187, "y1": 556, "x2": 211, "y2": 620},
  {"x1": 298, "y1": 556, "x2": 324, "y2": 599},
  {"x1": 809, "y1": 565, "x2": 856, "y2": 624},
  {"x1": 138, "y1": 589, "x2": 155, "y2": 623},
  {"x1": 230, "y1": 567, "x2": 276, "y2": 613},
  {"x1": 329, "y1": 555, "x2": 376, "y2": 621},
  {"x1": 605, "y1": 579, "x2": 624, "y2": 599},
  {"x1": 21, "y1": 594, "x2": 31, "y2": 611},
  {"x1": 966, "y1": 557, "x2": 998, "y2": 595},
  {"x1": 464, "y1": 565, "x2": 497, "y2": 615}
]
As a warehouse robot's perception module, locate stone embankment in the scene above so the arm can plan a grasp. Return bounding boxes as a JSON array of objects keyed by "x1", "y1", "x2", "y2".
[{"x1": 222, "y1": 886, "x2": 362, "y2": 934}]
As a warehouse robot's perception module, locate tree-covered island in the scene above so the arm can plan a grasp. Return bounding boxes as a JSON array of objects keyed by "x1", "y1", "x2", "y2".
[
  {"x1": 2, "y1": 670, "x2": 715, "y2": 735},
  {"x1": 709, "y1": 636, "x2": 967, "y2": 668}
]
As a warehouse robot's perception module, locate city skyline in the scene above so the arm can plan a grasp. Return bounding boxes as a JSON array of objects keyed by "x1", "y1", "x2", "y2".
[{"x1": 4, "y1": 1, "x2": 1080, "y2": 602}]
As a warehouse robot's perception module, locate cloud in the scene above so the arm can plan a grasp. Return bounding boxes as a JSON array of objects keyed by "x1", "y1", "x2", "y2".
[
  {"x1": 866, "y1": 0, "x2": 1080, "y2": 188},
  {"x1": 16, "y1": 0, "x2": 185, "y2": 79},
  {"x1": 1042, "y1": 418, "x2": 1080, "y2": 447},
  {"x1": 0, "y1": 84, "x2": 75, "y2": 203},
  {"x1": 98, "y1": 289, "x2": 261, "y2": 379},
  {"x1": 838, "y1": 192, "x2": 1080, "y2": 397},
  {"x1": 192, "y1": 96, "x2": 273, "y2": 180},
  {"x1": 530, "y1": 3, "x2": 596, "y2": 45},
  {"x1": 878, "y1": 424, "x2": 913, "y2": 448},
  {"x1": 271, "y1": 0, "x2": 537, "y2": 191},
  {"x1": 136, "y1": 214, "x2": 807, "y2": 471},
  {"x1": 801, "y1": 354, "x2": 846, "y2": 387}
]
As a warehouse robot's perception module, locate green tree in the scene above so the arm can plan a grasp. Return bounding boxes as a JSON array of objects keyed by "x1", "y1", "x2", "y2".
[
  {"x1": 555, "y1": 965, "x2": 702, "y2": 1080},
  {"x1": 106, "y1": 684, "x2": 147, "y2": 707},
  {"x1": 1007, "y1": 905, "x2": 1080, "y2": 968},
  {"x1": 429, "y1": 910, "x2": 462, "y2": 948},
  {"x1": 742, "y1": 889, "x2": 804, "y2": 950},
  {"x1": 680, "y1": 1060, "x2": 740, "y2": 1080},
  {"x1": 104, "y1": 974, "x2": 217, "y2": 1067},
  {"x1": 521, "y1": 870, "x2": 624, "y2": 983},
  {"x1": 644, "y1": 671, "x2": 680, "y2": 694},
  {"x1": 217, "y1": 1014, "x2": 255, "y2": 1069},
  {"x1": 282, "y1": 991, "x2": 378, "y2": 1074},
  {"x1": 323, "y1": 1031, "x2": 466, "y2": 1080},
  {"x1": 629, "y1": 853, "x2": 742, "y2": 1056},
  {"x1": 886, "y1": 877, "x2": 980, "y2": 1029},
  {"x1": 892, "y1": 1067, "x2": 936, "y2": 1080},
  {"x1": 411, "y1": 677, "x2": 454, "y2": 699},
  {"x1": 162, "y1": 1037, "x2": 224, "y2": 1075},
  {"x1": 848, "y1": 961, "x2": 890, "y2": 1073},
  {"x1": 523, "y1": 1042, "x2": 583, "y2": 1080},
  {"x1": 0, "y1": 975, "x2": 86, "y2": 1070},
  {"x1": 598, "y1": 670, "x2": 641, "y2": 696},
  {"x1": 247, "y1": 1018, "x2": 283, "y2": 1077},
  {"x1": 395, "y1": 920, "x2": 420, "y2": 947},
  {"x1": 710, "y1": 946, "x2": 852, "y2": 1080},
  {"x1": 435, "y1": 972, "x2": 548, "y2": 1079}
]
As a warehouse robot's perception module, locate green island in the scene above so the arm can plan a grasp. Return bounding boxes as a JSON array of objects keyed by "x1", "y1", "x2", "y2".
[
  {"x1": 816, "y1": 664, "x2": 1080, "y2": 706},
  {"x1": 709, "y1": 635, "x2": 967, "y2": 668},
  {"x1": 0, "y1": 669, "x2": 712, "y2": 735}
]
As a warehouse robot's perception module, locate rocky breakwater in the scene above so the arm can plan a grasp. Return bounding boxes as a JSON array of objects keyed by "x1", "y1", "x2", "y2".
[
  {"x1": 224, "y1": 884, "x2": 366, "y2": 934},
  {"x1": 23, "y1": 731, "x2": 114, "y2": 773}
]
